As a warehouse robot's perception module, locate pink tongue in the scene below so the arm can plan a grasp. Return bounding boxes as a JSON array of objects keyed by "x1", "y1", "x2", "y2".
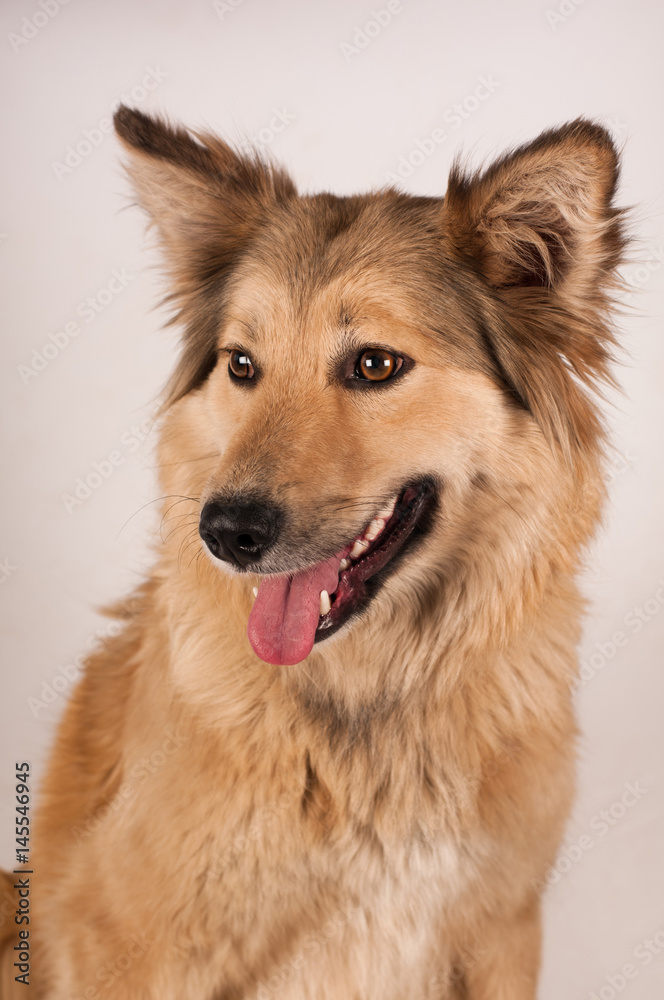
[{"x1": 247, "y1": 554, "x2": 342, "y2": 666}]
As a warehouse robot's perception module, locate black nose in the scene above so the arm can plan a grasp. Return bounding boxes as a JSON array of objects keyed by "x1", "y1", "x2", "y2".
[{"x1": 199, "y1": 499, "x2": 281, "y2": 568}]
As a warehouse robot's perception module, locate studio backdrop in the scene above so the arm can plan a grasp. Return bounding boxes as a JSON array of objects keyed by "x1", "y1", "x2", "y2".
[{"x1": 1, "y1": 1, "x2": 663, "y2": 998}]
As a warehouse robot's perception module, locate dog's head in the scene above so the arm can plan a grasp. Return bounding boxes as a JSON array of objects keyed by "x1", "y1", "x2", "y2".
[{"x1": 115, "y1": 107, "x2": 625, "y2": 667}]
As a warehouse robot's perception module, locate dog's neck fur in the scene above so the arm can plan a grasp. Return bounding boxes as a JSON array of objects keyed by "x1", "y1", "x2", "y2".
[{"x1": 125, "y1": 436, "x2": 599, "y2": 844}]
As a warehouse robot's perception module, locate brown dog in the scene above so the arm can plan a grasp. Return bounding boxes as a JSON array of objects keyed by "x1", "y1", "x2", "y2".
[{"x1": 4, "y1": 110, "x2": 625, "y2": 998}]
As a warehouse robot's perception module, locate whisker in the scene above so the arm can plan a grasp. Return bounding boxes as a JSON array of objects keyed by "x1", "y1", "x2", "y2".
[
  {"x1": 161, "y1": 497, "x2": 200, "y2": 519},
  {"x1": 116, "y1": 494, "x2": 200, "y2": 540},
  {"x1": 149, "y1": 452, "x2": 220, "y2": 469},
  {"x1": 162, "y1": 517, "x2": 199, "y2": 544},
  {"x1": 178, "y1": 531, "x2": 203, "y2": 572},
  {"x1": 188, "y1": 544, "x2": 208, "y2": 573},
  {"x1": 158, "y1": 499, "x2": 201, "y2": 543},
  {"x1": 194, "y1": 548, "x2": 207, "y2": 585},
  {"x1": 160, "y1": 510, "x2": 198, "y2": 527}
]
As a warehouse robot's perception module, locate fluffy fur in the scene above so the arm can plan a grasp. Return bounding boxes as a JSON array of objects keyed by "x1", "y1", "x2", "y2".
[{"x1": 1, "y1": 110, "x2": 625, "y2": 998}]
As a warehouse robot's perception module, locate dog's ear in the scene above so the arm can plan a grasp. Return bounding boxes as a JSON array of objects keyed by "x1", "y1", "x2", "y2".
[
  {"x1": 113, "y1": 105, "x2": 296, "y2": 404},
  {"x1": 443, "y1": 119, "x2": 623, "y2": 293},
  {"x1": 443, "y1": 119, "x2": 626, "y2": 457}
]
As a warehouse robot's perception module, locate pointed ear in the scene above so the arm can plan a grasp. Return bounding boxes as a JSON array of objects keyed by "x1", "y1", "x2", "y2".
[
  {"x1": 443, "y1": 120, "x2": 627, "y2": 458},
  {"x1": 443, "y1": 119, "x2": 623, "y2": 294},
  {"x1": 113, "y1": 106, "x2": 296, "y2": 403}
]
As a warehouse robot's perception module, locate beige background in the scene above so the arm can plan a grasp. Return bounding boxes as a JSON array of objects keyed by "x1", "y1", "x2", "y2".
[{"x1": 1, "y1": 0, "x2": 663, "y2": 996}]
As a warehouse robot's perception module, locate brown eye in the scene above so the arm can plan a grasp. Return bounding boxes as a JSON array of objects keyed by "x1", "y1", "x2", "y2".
[
  {"x1": 228, "y1": 350, "x2": 255, "y2": 380},
  {"x1": 355, "y1": 349, "x2": 402, "y2": 382}
]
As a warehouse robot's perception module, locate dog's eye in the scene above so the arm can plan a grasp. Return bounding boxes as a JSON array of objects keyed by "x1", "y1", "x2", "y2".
[
  {"x1": 228, "y1": 350, "x2": 255, "y2": 381},
  {"x1": 355, "y1": 349, "x2": 402, "y2": 382}
]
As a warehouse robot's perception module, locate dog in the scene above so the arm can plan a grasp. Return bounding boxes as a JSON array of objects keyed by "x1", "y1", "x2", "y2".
[{"x1": 1, "y1": 108, "x2": 626, "y2": 998}]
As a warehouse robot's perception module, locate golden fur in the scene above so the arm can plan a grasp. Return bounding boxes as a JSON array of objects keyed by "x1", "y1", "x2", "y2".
[{"x1": 1, "y1": 110, "x2": 625, "y2": 998}]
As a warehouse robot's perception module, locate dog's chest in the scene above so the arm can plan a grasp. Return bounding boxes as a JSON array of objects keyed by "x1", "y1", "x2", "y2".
[
  {"x1": 197, "y1": 790, "x2": 476, "y2": 999},
  {"x1": 194, "y1": 836, "x2": 464, "y2": 999}
]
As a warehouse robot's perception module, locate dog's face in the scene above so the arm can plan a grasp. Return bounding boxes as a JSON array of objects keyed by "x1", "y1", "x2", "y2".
[
  {"x1": 115, "y1": 109, "x2": 624, "y2": 666},
  {"x1": 191, "y1": 209, "x2": 515, "y2": 664}
]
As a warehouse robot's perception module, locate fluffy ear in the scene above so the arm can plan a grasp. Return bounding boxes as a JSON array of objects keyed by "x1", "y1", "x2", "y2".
[
  {"x1": 443, "y1": 119, "x2": 623, "y2": 293},
  {"x1": 443, "y1": 119, "x2": 627, "y2": 457},
  {"x1": 113, "y1": 105, "x2": 296, "y2": 403}
]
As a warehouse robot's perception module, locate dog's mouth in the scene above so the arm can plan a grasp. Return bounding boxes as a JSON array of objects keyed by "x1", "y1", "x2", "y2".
[
  {"x1": 247, "y1": 479, "x2": 436, "y2": 665},
  {"x1": 314, "y1": 482, "x2": 434, "y2": 641}
]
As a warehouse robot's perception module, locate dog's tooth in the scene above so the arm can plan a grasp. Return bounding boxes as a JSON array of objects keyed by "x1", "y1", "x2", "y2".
[
  {"x1": 378, "y1": 496, "x2": 398, "y2": 521},
  {"x1": 364, "y1": 517, "x2": 385, "y2": 542},
  {"x1": 252, "y1": 587, "x2": 258, "y2": 598},
  {"x1": 339, "y1": 557, "x2": 350, "y2": 570},
  {"x1": 319, "y1": 590, "x2": 331, "y2": 616},
  {"x1": 349, "y1": 538, "x2": 369, "y2": 560}
]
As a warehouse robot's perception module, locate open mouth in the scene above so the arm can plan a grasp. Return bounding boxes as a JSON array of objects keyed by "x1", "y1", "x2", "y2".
[
  {"x1": 314, "y1": 479, "x2": 435, "y2": 644},
  {"x1": 247, "y1": 478, "x2": 436, "y2": 665}
]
